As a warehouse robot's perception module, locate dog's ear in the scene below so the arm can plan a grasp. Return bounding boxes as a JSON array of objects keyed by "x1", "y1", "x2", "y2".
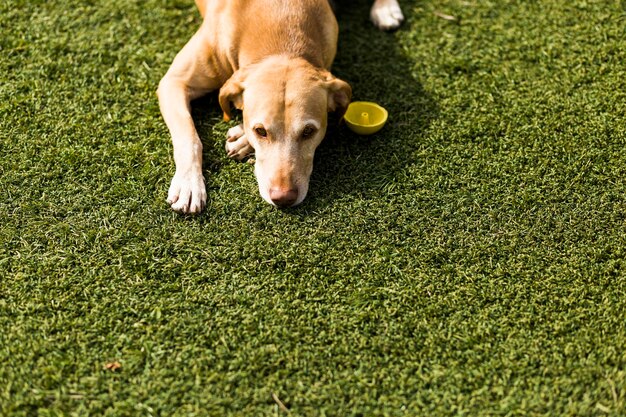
[
  {"x1": 219, "y1": 70, "x2": 246, "y2": 122},
  {"x1": 324, "y1": 75, "x2": 352, "y2": 119}
]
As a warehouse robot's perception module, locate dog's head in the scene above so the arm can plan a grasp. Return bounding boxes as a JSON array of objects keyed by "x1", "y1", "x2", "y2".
[{"x1": 219, "y1": 57, "x2": 351, "y2": 208}]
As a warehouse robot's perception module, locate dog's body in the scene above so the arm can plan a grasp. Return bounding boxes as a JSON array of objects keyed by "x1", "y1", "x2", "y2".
[{"x1": 158, "y1": 0, "x2": 403, "y2": 213}]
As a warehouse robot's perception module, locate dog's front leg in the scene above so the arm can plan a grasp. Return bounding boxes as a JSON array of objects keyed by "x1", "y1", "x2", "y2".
[
  {"x1": 159, "y1": 81, "x2": 206, "y2": 214},
  {"x1": 158, "y1": 31, "x2": 219, "y2": 214}
]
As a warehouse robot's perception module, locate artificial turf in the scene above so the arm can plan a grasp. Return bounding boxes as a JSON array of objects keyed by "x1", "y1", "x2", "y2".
[{"x1": 1, "y1": 0, "x2": 626, "y2": 415}]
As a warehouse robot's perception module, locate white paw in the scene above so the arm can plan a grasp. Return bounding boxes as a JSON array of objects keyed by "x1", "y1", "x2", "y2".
[
  {"x1": 167, "y1": 171, "x2": 206, "y2": 214},
  {"x1": 370, "y1": 1, "x2": 404, "y2": 31},
  {"x1": 225, "y1": 124, "x2": 254, "y2": 161}
]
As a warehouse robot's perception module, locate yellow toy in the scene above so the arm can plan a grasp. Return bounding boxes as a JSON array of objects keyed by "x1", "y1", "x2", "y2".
[{"x1": 343, "y1": 101, "x2": 388, "y2": 135}]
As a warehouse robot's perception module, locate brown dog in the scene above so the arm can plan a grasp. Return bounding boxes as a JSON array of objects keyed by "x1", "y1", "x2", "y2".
[{"x1": 158, "y1": 0, "x2": 402, "y2": 213}]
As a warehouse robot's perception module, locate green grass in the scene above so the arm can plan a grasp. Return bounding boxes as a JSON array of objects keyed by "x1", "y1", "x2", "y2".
[{"x1": 1, "y1": 0, "x2": 626, "y2": 415}]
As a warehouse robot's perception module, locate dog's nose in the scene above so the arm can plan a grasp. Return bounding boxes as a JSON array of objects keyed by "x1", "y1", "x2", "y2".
[{"x1": 269, "y1": 187, "x2": 298, "y2": 207}]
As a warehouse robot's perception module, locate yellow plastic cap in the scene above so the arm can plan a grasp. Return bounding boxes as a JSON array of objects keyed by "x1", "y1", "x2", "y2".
[{"x1": 343, "y1": 101, "x2": 388, "y2": 135}]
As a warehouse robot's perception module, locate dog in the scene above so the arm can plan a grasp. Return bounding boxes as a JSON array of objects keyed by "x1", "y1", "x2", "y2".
[{"x1": 158, "y1": 0, "x2": 403, "y2": 213}]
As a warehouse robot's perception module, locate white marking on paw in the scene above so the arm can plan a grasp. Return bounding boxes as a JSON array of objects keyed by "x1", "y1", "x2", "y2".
[
  {"x1": 371, "y1": 0, "x2": 404, "y2": 31},
  {"x1": 167, "y1": 170, "x2": 206, "y2": 214},
  {"x1": 225, "y1": 124, "x2": 254, "y2": 161}
]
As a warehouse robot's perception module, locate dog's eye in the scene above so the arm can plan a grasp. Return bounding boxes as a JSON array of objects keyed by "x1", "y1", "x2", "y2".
[
  {"x1": 254, "y1": 126, "x2": 267, "y2": 137},
  {"x1": 301, "y1": 125, "x2": 316, "y2": 139}
]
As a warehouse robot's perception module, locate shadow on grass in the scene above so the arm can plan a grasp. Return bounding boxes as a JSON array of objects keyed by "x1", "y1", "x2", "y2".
[
  {"x1": 189, "y1": 0, "x2": 437, "y2": 212},
  {"x1": 303, "y1": 0, "x2": 437, "y2": 210}
]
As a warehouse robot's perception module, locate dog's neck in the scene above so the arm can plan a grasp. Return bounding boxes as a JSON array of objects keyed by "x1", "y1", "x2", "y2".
[
  {"x1": 237, "y1": 38, "x2": 328, "y2": 71},
  {"x1": 232, "y1": 1, "x2": 337, "y2": 70}
]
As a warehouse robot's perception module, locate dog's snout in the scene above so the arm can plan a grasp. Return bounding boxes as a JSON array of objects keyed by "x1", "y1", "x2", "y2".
[{"x1": 269, "y1": 187, "x2": 298, "y2": 207}]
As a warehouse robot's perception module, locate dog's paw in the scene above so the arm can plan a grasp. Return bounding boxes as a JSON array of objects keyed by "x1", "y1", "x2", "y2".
[
  {"x1": 167, "y1": 170, "x2": 206, "y2": 214},
  {"x1": 370, "y1": 0, "x2": 404, "y2": 31},
  {"x1": 225, "y1": 124, "x2": 254, "y2": 161}
]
